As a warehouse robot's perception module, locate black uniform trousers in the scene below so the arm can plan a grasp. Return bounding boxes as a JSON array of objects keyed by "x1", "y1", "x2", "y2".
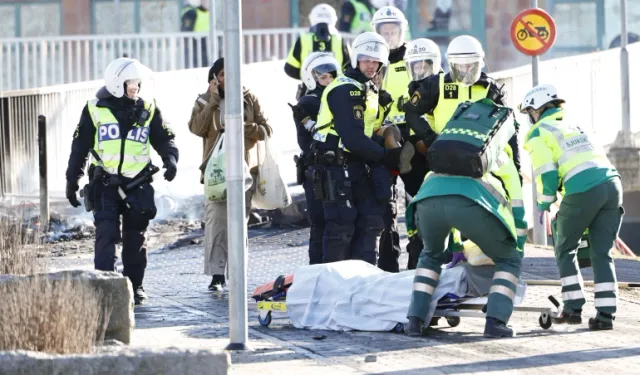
[{"x1": 93, "y1": 179, "x2": 156, "y2": 288}]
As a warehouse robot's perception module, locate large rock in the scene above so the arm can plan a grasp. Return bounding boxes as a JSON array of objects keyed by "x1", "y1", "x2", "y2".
[
  {"x1": 0, "y1": 348, "x2": 230, "y2": 375},
  {"x1": 0, "y1": 270, "x2": 134, "y2": 344}
]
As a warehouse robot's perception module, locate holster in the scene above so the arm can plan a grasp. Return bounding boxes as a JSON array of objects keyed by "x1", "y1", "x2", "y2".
[
  {"x1": 294, "y1": 154, "x2": 306, "y2": 185},
  {"x1": 80, "y1": 164, "x2": 106, "y2": 213},
  {"x1": 324, "y1": 169, "x2": 337, "y2": 202},
  {"x1": 310, "y1": 168, "x2": 326, "y2": 201},
  {"x1": 369, "y1": 164, "x2": 393, "y2": 202},
  {"x1": 127, "y1": 183, "x2": 157, "y2": 220},
  {"x1": 81, "y1": 183, "x2": 94, "y2": 212}
]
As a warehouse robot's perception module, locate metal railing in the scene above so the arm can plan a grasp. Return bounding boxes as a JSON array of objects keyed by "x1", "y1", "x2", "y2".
[
  {"x1": 0, "y1": 60, "x2": 300, "y2": 199},
  {"x1": 2, "y1": 37, "x2": 637, "y2": 202},
  {"x1": 0, "y1": 28, "x2": 355, "y2": 92}
]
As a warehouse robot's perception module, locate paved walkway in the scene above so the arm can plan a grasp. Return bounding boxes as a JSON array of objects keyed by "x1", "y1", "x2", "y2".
[{"x1": 51, "y1": 226, "x2": 640, "y2": 374}]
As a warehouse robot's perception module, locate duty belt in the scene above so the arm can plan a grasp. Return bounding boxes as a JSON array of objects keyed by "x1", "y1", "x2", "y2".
[{"x1": 309, "y1": 149, "x2": 346, "y2": 166}]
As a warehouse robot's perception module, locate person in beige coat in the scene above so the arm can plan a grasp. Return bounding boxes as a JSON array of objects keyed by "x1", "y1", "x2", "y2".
[{"x1": 188, "y1": 57, "x2": 273, "y2": 291}]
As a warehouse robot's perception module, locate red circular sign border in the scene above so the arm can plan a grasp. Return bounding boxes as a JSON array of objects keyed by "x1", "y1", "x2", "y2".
[{"x1": 510, "y1": 8, "x2": 557, "y2": 56}]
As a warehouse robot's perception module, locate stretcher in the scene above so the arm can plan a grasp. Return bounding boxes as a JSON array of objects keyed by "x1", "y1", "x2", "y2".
[
  {"x1": 251, "y1": 274, "x2": 293, "y2": 327},
  {"x1": 426, "y1": 293, "x2": 561, "y2": 331},
  {"x1": 252, "y1": 274, "x2": 561, "y2": 330}
]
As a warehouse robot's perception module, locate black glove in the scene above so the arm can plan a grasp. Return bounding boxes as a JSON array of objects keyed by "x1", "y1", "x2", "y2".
[
  {"x1": 66, "y1": 180, "x2": 81, "y2": 208},
  {"x1": 288, "y1": 103, "x2": 309, "y2": 124},
  {"x1": 408, "y1": 80, "x2": 422, "y2": 95},
  {"x1": 163, "y1": 155, "x2": 177, "y2": 182},
  {"x1": 381, "y1": 148, "x2": 403, "y2": 171},
  {"x1": 378, "y1": 89, "x2": 393, "y2": 107}
]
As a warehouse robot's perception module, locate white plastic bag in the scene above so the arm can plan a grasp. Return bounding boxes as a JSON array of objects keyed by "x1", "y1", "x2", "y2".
[
  {"x1": 252, "y1": 135, "x2": 292, "y2": 210},
  {"x1": 204, "y1": 133, "x2": 253, "y2": 202}
]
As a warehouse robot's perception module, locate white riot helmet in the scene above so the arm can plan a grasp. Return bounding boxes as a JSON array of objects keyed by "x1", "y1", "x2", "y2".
[
  {"x1": 309, "y1": 3, "x2": 338, "y2": 27},
  {"x1": 301, "y1": 52, "x2": 341, "y2": 90},
  {"x1": 104, "y1": 57, "x2": 152, "y2": 99},
  {"x1": 405, "y1": 38, "x2": 442, "y2": 81},
  {"x1": 185, "y1": 0, "x2": 200, "y2": 7},
  {"x1": 351, "y1": 32, "x2": 390, "y2": 71},
  {"x1": 371, "y1": 6, "x2": 408, "y2": 50},
  {"x1": 519, "y1": 84, "x2": 565, "y2": 120},
  {"x1": 446, "y1": 35, "x2": 485, "y2": 87}
]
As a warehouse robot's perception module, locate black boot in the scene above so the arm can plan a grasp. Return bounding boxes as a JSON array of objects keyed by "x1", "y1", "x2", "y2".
[
  {"x1": 134, "y1": 286, "x2": 148, "y2": 306},
  {"x1": 589, "y1": 313, "x2": 614, "y2": 330},
  {"x1": 405, "y1": 316, "x2": 425, "y2": 337},
  {"x1": 208, "y1": 274, "x2": 226, "y2": 291},
  {"x1": 552, "y1": 310, "x2": 582, "y2": 325},
  {"x1": 484, "y1": 317, "x2": 515, "y2": 338}
]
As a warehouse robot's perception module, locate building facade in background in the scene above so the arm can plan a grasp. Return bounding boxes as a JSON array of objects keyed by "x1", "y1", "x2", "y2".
[{"x1": 1, "y1": 0, "x2": 639, "y2": 72}]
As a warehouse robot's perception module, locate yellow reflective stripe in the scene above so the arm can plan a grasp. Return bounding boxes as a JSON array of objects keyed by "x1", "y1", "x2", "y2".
[
  {"x1": 489, "y1": 285, "x2": 515, "y2": 300},
  {"x1": 594, "y1": 298, "x2": 617, "y2": 307},
  {"x1": 539, "y1": 194, "x2": 556, "y2": 203},
  {"x1": 475, "y1": 178, "x2": 511, "y2": 212},
  {"x1": 539, "y1": 122, "x2": 564, "y2": 140},
  {"x1": 557, "y1": 143, "x2": 594, "y2": 165},
  {"x1": 534, "y1": 162, "x2": 557, "y2": 178},
  {"x1": 428, "y1": 173, "x2": 510, "y2": 211},
  {"x1": 562, "y1": 290, "x2": 585, "y2": 301},
  {"x1": 494, "y1": 271, "x2": 519, "y2": 285},
  {"x1": 594, "y1": 282, "x2": 617, "y2": 292},
  {"x1": 416, "y1": 268, "x2": 440, "y2": 280},
  {"x1": 561, "y1": 275, "x2": 584, "y2": 287},
  {"x1": 511, "y1": 199, "x2": 524, "y2": 207},
  {"x1": 563, "y1": 160, "x2": 601, "y2": 183},
  {"x1": 413, "y1": 282, "x2": 435, "y2": 294}
]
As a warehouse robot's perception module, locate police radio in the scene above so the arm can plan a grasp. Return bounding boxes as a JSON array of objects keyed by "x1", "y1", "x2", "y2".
[{"x1": 136, "y1": 108, "x2": 150, "y2": 126}]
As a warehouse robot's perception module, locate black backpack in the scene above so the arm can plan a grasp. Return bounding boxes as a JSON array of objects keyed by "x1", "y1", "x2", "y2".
[{"x1": 428, "y1": 98, "x2": 515, "y2": 178}]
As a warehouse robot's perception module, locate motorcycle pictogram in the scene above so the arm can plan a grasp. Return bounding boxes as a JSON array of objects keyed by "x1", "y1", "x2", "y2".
[{"x1": 517, "y1": 21, "x2": 550, "y2": 41}]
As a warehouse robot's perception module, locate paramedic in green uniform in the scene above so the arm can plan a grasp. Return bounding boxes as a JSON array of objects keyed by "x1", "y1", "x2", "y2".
[
  {"x1": 404, "y1": 144, "x2": 526, "y2": 338},
  {"x1": 520, "y1": 84, "x2": 623, "y2": 330}
]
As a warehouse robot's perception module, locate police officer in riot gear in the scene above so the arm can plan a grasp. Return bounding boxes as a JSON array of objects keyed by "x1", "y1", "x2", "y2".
[
  {"x1": 401, "y1": 37, "x2": 443, "y2": 270},
  {"x1": 370, "y1": 5, "x2": 418, "y2": 273},
  {"x1": 289, "y1": 52, "x2": 342, "y2": 264},
  {"x1": 65, "y1": 58, "x2": 179, "y2": 305},
  {"x1": 309, "y1": 32, "x2": 413, "y2": 265},
  {"x1": 285, "y1": 3, "x2": 351, "y2": 100},
  {"x1": 404, "y1": 35, "x2": 522, "y2": 181}
]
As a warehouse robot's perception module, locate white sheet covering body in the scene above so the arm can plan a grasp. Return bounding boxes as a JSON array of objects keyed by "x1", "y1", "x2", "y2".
[{"x1": 285, "y1": 260, "x2": 526, "y2": 331}]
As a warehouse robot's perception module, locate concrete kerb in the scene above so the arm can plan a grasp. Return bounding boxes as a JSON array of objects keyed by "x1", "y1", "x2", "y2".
[
  {"x1": 0, "y1": 348, "x2": 230, "y2": 375},
  {"x1": 0, "y1": 270, "x2": 134, "y2": 344}
]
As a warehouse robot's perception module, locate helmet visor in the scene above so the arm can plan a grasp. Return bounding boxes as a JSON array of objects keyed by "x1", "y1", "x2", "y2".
[
  {"x1": 372, "y1": 65, "x2": 388, "y2": 88},
  {"x1": 312, "y1": 62, "x2": 339, "y2": 86},
  {"x1": 448, "y1": 59, "x2": 481, "y2": 87},
  {"x1": 311, "y1": 62, "x2": 339, "y2": 78},
  {"x1": 375, "y1": 22, "x2": 405, "y2": 50},
  {"x1": 406, "y1": 59, "x2": 435, "y2": 81}
]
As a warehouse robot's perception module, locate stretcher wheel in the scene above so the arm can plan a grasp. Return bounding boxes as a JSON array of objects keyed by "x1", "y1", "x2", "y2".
[
  {"x1": 538, "y1": 313, "x2": 552, "y2": 329},
  {"x1": 258, "y1": 311, "x2": 272, "y2": 327},
  {"x1": 446, "y1": 317, "x2": 461, "y2": 327}
]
